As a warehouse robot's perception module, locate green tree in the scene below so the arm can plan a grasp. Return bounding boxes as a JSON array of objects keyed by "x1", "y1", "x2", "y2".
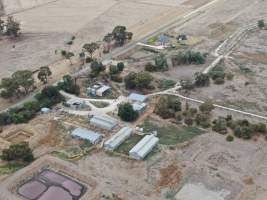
[
  {"x1": 0, "y1": 17, "x2": 4, "y2": 35},
  {"x1": 118, "y1": 103, "x2": 138, "y2": 122},
  {"x1": 12, "y1": 70, "x2": 34, "y2": 94},
  {"x1": 90, "y1": 60, "x2": 105, "y2": 77},
  {"x1": 103, "y1": 33, "x2": 113, "y2": 53},
  {"x1": 117, "y1": 62, "x2": 125, "y2": 72},
  {"x1": 0, "y1": 77, "x2": 19, "y2": 99},
  {"x1": 112, "y1": 26, "x2": 133, "y2": 46},
  {"x1": 1, "y1": 142, "x2": 34, "y2": 162},
  {"x1": 109, "y1": 65, "x2": 119, "y2": 75},
  {"x1": 83, "y1": 42, "x2": 99, "y2": 59},
  {"x1": 38, "y1": 66, "x2": 52, "y2": 84},
  {"x1": 154, "y1": 54, "x2": 168, "y2": 71},
  {"x1": 124, "y1": 72, "x2": 137, "y2": 89},
  {"x1": 5, "y1": 16, "x2": 20, "y2": 37},
  {"x1": 61, "y1": 51, "x2": 74, "y2": 65},
  {"x1": 212, "y1": 117, "x2": 227, "y2": 134},
  {"x1": 199, "y1": 101, "x2": 215, "y2": 113},
  {"x1": 258, "y1": 20, "x2": 265, "y2": 29},
  {"x1": 135, "y1": 72, "x2": 153, "y2": 89},
  {"x1": 57, "y1": 75, "x2": 80, "y2": 95},
  {"x1": 194, "y1": 72, "x2": 210, "y2": 87}
]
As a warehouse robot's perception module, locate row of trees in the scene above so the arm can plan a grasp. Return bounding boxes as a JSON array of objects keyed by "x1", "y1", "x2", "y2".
[
  {"x1": 172, "y1": 50, "x2": 207, "y2": 66},
  {"x1": 0, "y1": 86, "x2": 64, "y2": 125},
  {"x1": 0, "y1": 66, "x2": 52, "y2": 100},
  {"x1": 0, "y1": 16, "x2": 20, "y2": 38}
]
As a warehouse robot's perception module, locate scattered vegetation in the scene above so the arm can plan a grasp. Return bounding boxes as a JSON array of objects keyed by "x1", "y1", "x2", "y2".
[
  {"x1": 154, "y1": 96, "x2": 181, "y2": 119},
  {"x1": 172, "y1": 50, "x2": 207, "y2": 66},
  {"x1": 124, "y1": 71, "x2": 153, "y2": 90}
]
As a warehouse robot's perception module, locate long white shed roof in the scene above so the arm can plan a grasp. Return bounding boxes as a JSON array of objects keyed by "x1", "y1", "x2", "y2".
[
  {"x1": 71, "y1": 128, "x2": 102, "y2": 144},
  {"x1": 90, "y1": 115, "x2": 117, "y2": 131},
  {"x1": 104, "y1": 127, "x2": 133, "y2": 151},
  {"x1": 129, "y1": 134, "x2": 159, "y2": 160}
]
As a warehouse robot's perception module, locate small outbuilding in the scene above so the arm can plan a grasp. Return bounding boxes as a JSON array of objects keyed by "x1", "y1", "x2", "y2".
[
  {"x1": 71, "y1": 128, "x2": 102, "y2": 144},
  {"x1": 129, "y1": 134, "x2": 159, "y2": 160},
  {"x1": 89, "y1": 115, "x2": 117, "y2": 131},
  {"x1": 104, "y1": 127, "x2": 133, "y2": 151},
  {"x1": 128, "y1": 93, "x2": 147, "y2": 102},
  {"x1": 132, "y1": 102, "x2": 147, "y2": 113},
  {"x1": 41, "y1": 107, "x2": 51, "y2": 114},
  {"x1": 65, "y1": 99, "x2": 86, "y2": 110}
]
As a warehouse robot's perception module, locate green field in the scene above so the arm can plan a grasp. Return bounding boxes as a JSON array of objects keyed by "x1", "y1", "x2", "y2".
[
  {"x1": 116, "y1": 134, "x2": 143, "y2": 155},
  {"x1": 141, "y1": 118, "x2": 204, "y2": 145}
]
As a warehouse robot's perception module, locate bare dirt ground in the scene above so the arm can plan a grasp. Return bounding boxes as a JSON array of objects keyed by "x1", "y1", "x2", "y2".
[
  {"x1": 0, "y1": 0, "x2": 198, "y2": 79},
  {"x1": 2, "y1": 131, "x2": 267, "y2": 200}
]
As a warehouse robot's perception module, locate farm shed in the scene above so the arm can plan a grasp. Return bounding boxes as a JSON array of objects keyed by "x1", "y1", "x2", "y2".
[
  {"x1": 132, "y1": 102, "x2": 147, "y2": 113},
  {"x1": 129, "y1": 134, "x2": 159, "y2": 160},
  {"x1": 89, "y1": 115, "x2": 117, "y2": 131},
  {"x1": 65, "y1": 99, "x2": 86, "y2": 109},
  {"x1": 87, "y1": 84, "x2": 111, "y2": 97},
  {"x1": 128, "y1": 93, "x2": 147, "y2": 102},
  {"x1": 104, "y1": 127, "x2": 133, "y2": 151},
  {"x1": 71, "y1": 128, "x2": 102, "y2": 144}
]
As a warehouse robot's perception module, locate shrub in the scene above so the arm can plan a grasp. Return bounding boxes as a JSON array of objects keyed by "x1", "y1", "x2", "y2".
[
  {"x1": 117, "y1": 62, "x2": 125, "y2": 72},
  {"x1": 199, "y1": 101, "x2": 215, "y2": 113},
  {"x1": 184, "y1": 117, "x2": 194, "y2": 126},
  {"x1": 212, "y1": 117, "x2": 228, "y2": 134},
  {"x1": 175, "y1": 112, "x2": 183, "y2": 121},
  {"x1": 145, "y1": 62, "x2": 157, "y2": 72},
  {"x1": 110, "y1": 74, "x2": 123, "y2": 83},
  {"x1": 226, "y1": 135, "x2": 234, "y2": 142},
  {"x1": 226, "y1": 73, "x2": 234, "y2": 80},
  {"x1": 214, "y1": 77, "x2": 225, "y2": 85}
]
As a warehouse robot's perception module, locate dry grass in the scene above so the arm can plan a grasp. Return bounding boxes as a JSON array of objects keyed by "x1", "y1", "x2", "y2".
[{"x1": 157, "y1": 164, "x2": 181, "y2": 189}]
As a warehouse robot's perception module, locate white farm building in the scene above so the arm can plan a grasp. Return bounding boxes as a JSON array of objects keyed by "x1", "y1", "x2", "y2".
[
  {"x1": 129, "y1": 134, "x2": 159, "y2": 160},
  {"x1": 104, "y1": 127, "x2": 133, "y2": 151},
  {"x1": 71, "y1": 128, "x2": 102, "y2": 144},
  {"x1": 89, "y1": 115, "x2": 117, "y2": 131}
]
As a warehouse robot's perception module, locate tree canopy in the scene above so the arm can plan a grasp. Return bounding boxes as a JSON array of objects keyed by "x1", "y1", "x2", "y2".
[{"x1": 118, "y1": 103, "x2": 139, "y2": 122}]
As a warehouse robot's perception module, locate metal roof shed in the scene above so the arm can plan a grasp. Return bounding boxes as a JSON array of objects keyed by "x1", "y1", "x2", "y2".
[
  {"x1": 90, "y1": 115, "x2": 117, "y2": 131},
  {"x1": 71, "y1": 128, "x2": 102, "y2": 144},
  {"x1": 96, "y1": 85, "x2": 111, "y2": 97},
  {"x1": 128, "y1": 93, "x2": 147, "y2": 102},
  {"x1": 129, "y1": 134, "x2": 159, "y2": 160},
  {"x1": 104, "y1": 127, "x2": 133, "y2": 151}
]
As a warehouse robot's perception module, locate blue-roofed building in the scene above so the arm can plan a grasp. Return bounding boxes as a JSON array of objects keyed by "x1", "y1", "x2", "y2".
[
  {"x1": 71, "y1": 128, "x2": 102, "y2": 144},
  {"x1": 132, "y1": 102, "x2": 147, "y2": 113},
  {"x1": 128, "y1": 93, "x2": 147, "y2": 102}
]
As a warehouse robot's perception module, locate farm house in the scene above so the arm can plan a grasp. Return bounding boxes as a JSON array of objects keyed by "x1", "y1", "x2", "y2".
[
  {"x1": 104, "y1": 127, "x2": 133, "y2": 151},
  {"x1": 71, "y1": 128, "x2": 102, "y2": 144},
  {"x1": 129, "y1": 134, "x2": 159, "y2": 160},
  {"x1": 89, "y1": 115, "x2": 117, "y2": 131}
]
